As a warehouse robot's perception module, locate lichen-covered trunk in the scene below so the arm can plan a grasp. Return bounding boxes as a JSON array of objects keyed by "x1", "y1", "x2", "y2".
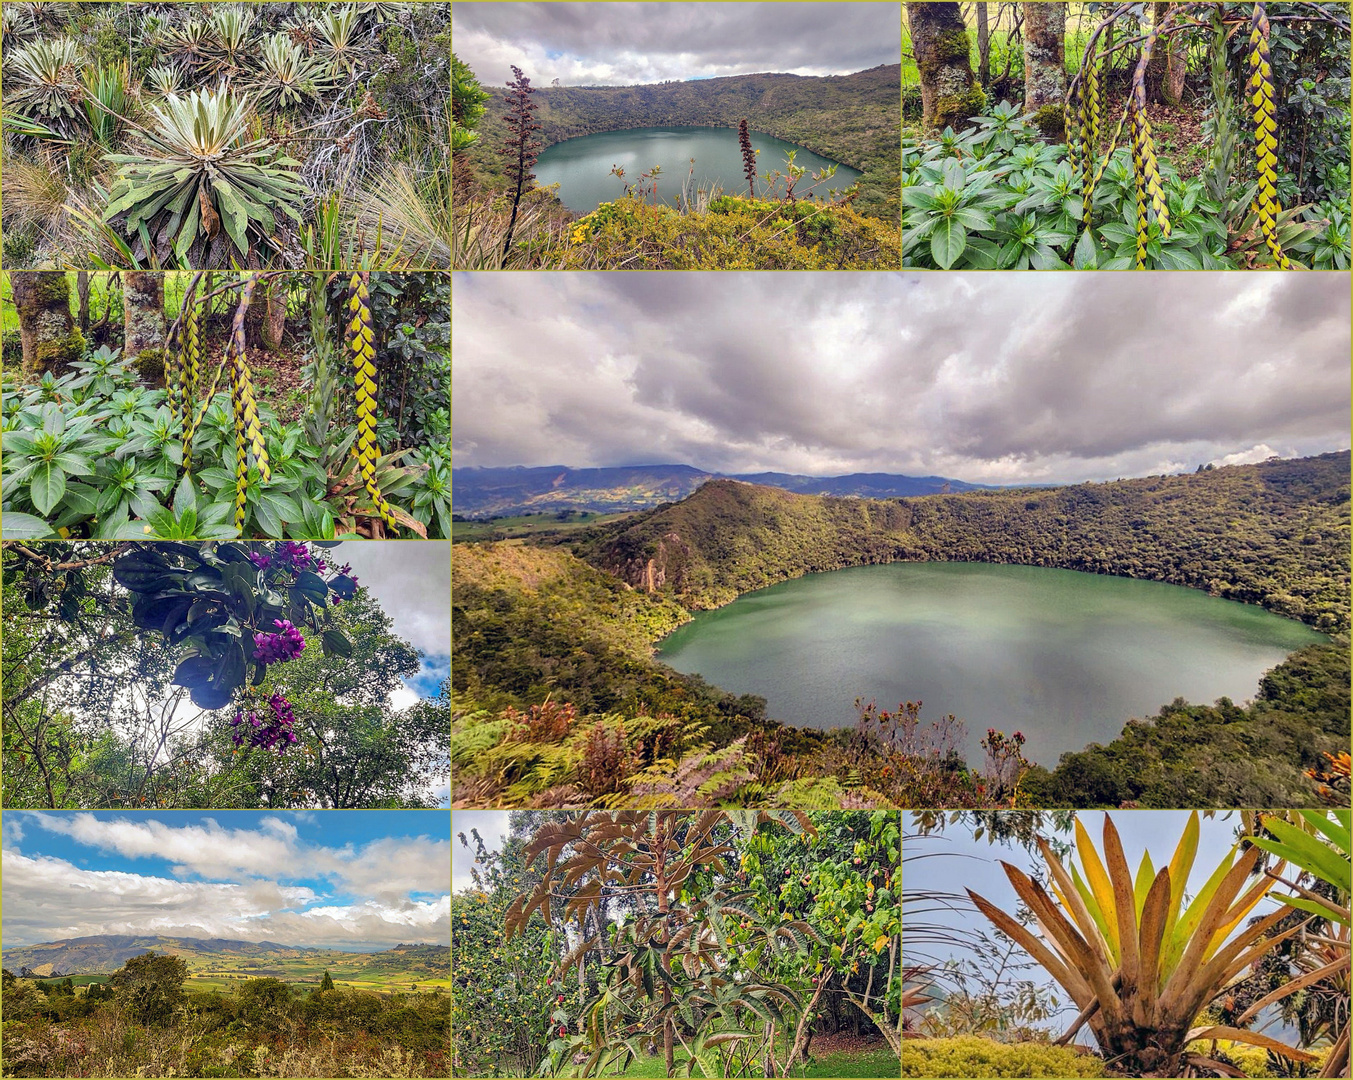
[
  {"x1": 907, "y1": 2, "x2": 984, "y2": 131},
  {"x1": 76, "y1": 271, "x2": 91, "y2": 334},
  {"x1": 123, "y1": 271, "x2": 166, "y2": 385},
  {"x1": 11, "y1": 271, "x2": 81, "y2": 375},
  {"x1": 1023, "y1": 2, "x2": 1066, "y2": 139},
  {"x1": 261, "y1": 281, "x2": 287, "y2": 351},
  {"x1": 975, "y1": 2, "x2": 991, "y2": 85},
  {"x1": 1144, "y1": 2, "x2": 1185, "y2": 104}
]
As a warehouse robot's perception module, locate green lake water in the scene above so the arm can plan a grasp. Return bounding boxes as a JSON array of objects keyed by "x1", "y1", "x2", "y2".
[
  {"x1": 533, "y1": 126, "x2": 862, "y2": 215},
  {"x1": 654, "y1": 562, "x2": 1327, "y2": 765}
]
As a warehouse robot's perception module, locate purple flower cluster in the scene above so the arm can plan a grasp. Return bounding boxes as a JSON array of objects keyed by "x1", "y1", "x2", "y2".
[
  {"x1": 249, "y1": 543, "x2": 328, "y2": 574},
  {"x1": 278, "y1": 541, "x2": 333, "y2": 574},
  {"x1": 231, "y1": 693, "x2": 300, "y2": 751},
  {"x1": 253, "y1": 619, "x2": 306, "y2": 664}
]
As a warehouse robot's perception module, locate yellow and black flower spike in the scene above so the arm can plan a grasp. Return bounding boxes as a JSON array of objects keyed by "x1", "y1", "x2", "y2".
[
  {"x1": 348, "y1": 270, "x2": 398, "y2": 531},
  {"x1": 231, "y1": 367, "x2": 249, "y2": 531},
  {"x1": 1248, "y1": 2, "x2": 1291, "y2": 268},
  {"x1": 184, "y1": 297, "x2": 201, "y2": 402},
  {"x1": 230, "y1": 275, "x2": 271, "y2": 484},
  {"x1": 1079, "y1": 44, "x2": 1101, "y2": 227},
  {"x1": 1134, "y1": 161, "x2": 1149, "y2": 270},
  {"x1": 164, "y1": 324, "x2": 182, "y2": 427},
  {"x1": 1130, "y1": 107, "x2": 1171, "y2": 238},
  {"x1": 183, "y1": 355, "x2": 227, "y2": 473}
]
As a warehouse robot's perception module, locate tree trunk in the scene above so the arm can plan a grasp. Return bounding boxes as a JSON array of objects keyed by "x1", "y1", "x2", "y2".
[
  {"x1": 907, "y1": 2, "x2": 984, "y2": 131},
  {"x1": 76, "y1": 271, "x2": 90, "y2": 335},
  {"x1": 1144, "y1": 2, "x2": 1171, "y2": 103},
  {"x1": 11, "y1": 271, "x2": 81, "y2": 375},
  {"x1": 261, "y1": 281, "x2": 287, "y2": 351},
  {"x1": 975, "y1": 3, "x2": 991, "y2": 85},
  {"x1": 1163, "y1": 9, "x2": 1187, "y2": 106},
  {"x1": 122, "y1": 271, "x2": 166, "y2": 386},
  {"x1": 1023, "y1": 2, "x2": 1067, "y2": 139}
]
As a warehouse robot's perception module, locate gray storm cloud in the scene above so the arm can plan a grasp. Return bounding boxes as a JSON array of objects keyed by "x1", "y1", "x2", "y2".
[
  {"x1": 451, "y1": 2, "x2": 902, "y2": 86},
  {"x1": 450, "y1": 272, "x2": 1351, "y2": 486}
]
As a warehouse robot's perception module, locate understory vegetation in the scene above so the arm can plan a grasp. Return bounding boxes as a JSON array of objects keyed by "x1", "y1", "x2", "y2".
[
  {"x1": 2, "y1": 540, "x2": 449, "y2": 809},
  {"x1": 2, "y1": 271, "x2": 449, "y2": 540},
  {"x1": 451, "y1": 454, "x2": 1350, "y2": 809},
  {"x1": 452, "y1": 58, "x2": 901, "y2": 269},
  {"x1": 452, "y1": 811, "x2": 901, "y2": 1078},
  {"x1": 1, "y1": 2, "x2": 449, "y2": 269},
  {"x1": 903, "y1": 3, "x2": 1350, "y2": 268},
  {"x1": 2, "y1": 958, "x2": 450, "y2": 1078}
]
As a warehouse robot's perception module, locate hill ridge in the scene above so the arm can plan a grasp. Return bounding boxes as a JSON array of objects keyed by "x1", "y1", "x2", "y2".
[
  {"x1": 452, "y1": 462, "x2": 986, "y2": 518},
  {"x1": 2, "y1": 935, "x2": 450, "y2": 977},
  {"x1": 575, "y1": 451, "x2": 1351, "y2": 631}
]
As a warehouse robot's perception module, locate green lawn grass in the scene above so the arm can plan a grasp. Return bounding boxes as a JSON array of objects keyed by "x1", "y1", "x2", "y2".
[{"x1": 598, "y1": 1046, "x2": 899, "y2": 1078}]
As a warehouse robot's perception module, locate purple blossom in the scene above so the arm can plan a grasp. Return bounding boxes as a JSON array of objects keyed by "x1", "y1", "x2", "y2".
[
  {"x1": 253, "y1": 619, "x2": 306, "y2": 664},
  {"x1": 248, "y1": 553, "x2": 272, "y2": 569},
  {"x1": 230, "y1": 693, "x2": 299, "y2": 752}
]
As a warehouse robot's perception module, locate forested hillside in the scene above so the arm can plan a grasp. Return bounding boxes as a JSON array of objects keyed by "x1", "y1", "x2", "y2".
[
  {"x1": 466, "y1": 65, "x2": 902, "y2": 221},
  {"x1": 580, "y1": 452, "x2": 1351, "y2": 632}
]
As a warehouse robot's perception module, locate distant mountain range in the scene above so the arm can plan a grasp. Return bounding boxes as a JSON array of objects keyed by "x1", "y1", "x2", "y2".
[
  {"x1": 452, "y1": 464, "x2": 988, "y2": 518},
  {"x1": 2, "y1": 935, "x2": 448, "y2": 977}
]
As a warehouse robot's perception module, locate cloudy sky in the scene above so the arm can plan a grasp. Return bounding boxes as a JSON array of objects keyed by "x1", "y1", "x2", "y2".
[
  {"x1": 452, "y1": 811, "x2": 510, "y2": 893},
  {"x1": 904, "y1": 811, "x2": 1284, "y2": 1039},
  {"x1": 452, "y1": 2, "x2": 902, "y2": 87},
  {"x1": 2, "y1": 812, "x2": 449, "y2": 950},
  {"x1": 451, "y1": 273, "x2": 1351, "y2": 486},
  {"x1": 340, "y1": 542, "x2": 449, "y2": 706}
]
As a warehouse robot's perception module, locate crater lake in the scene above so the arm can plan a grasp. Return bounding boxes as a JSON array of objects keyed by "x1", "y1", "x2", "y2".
[
  {"x1": 654, "y1": 562, "x2": 1327, "y2": 765},
  {"x1": 533, "y1": 126, "x2": 862, "y2": 214}
]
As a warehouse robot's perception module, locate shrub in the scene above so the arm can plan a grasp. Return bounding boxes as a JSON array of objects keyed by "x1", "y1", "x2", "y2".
[
  {"x1": 901, "y1": 1036, "x2": 1106, "y2": 1078},
  {"x1": 102, "y1": 88, "x2": 308, "y2": 267},
  {"x1": 110, "y1": 951, "x2": 188, "y2": 1026}
]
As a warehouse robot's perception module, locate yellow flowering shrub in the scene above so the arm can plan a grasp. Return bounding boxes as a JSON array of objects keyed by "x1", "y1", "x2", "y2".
[
  {"x1": 901, "y1": 1037, "x2": 1107, "y2": 1078},
  {"x1": 555, "y1": 194, "x2": 901, "y2": 269}
]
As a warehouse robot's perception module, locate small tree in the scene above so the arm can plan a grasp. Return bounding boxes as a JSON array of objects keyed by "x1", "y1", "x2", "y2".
[
  {"x1": 110, "y1": 951, "x2": 188, "y2": 1026},
  {"x1": 498, "y1": 65, "x2": 542, "y2": 258},
  {"x1": 451, "y1": 53, "x2": 488, "y2": 153},
  {"x1": 319, "y1": 970, "x2": 335, "y2": 992}
]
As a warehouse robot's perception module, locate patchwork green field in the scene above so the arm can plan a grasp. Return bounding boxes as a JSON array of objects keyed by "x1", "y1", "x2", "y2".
[
  {"x1": 452, "y1": 510, "x2": 636, "y2": 543},
  {"x1": 6, "y1": 938, "x2": 450, "y2": 996}
]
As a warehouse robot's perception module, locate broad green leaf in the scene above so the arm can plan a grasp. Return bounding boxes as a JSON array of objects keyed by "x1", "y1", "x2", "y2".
[
  {"x1": 30, "y1": 462, "x2": 66, "y2": 516},
  {"x1": 929, "y1": 217, "x2": 967, "y2": 270}
]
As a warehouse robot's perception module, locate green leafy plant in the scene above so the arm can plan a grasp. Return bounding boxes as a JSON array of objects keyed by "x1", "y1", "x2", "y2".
[
  {"x1": 203, "y1": 5, "x2": 258, "y2": 79},
  {"x1": 968, "y1": 812, "x2": 1314, "y2": 1078},
  {"x1": 1245, "y1": 810, "x2": 1351, "y2": 1079},
  {"x1": 144, "y1": 64, "x2": 184, "y2": 99},
  {"x1": 111, "y1": 540, "x2": 354, "y2": 710},
  {"x1": 102, "y1": 88, "x2": 308, "y2": 267},
  {"x1": 250, "y1": 32, "x2": 334, "y2": 111},
  {"x1": 313, "y1": 5, "x2": 367, "y2": 78},
  {"x1": 6, "y1": 37, "x2": 84, "y2": 137},
  {"x1": 80, "y1": 60, "x2": 130, "y2": 148}
]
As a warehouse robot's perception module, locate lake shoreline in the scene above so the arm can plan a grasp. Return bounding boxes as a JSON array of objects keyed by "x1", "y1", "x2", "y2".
[{"x1": 645, "y1": 560, "x2": 1328, "y2": 766}]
